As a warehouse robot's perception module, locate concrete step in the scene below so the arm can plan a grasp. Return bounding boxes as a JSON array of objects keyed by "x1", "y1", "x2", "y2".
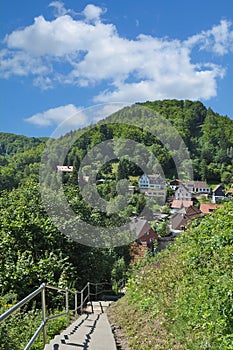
[
  {"x1": 44, "y1": 303, "x2": 116, "y2": 350},
  {"x1": 84, "y1": 300, "x2": 113, "y2": 314}
]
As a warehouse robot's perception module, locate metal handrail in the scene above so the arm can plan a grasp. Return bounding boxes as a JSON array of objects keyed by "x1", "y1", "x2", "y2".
[
  {"x1": 0, "y1": 283, "x2": 45, "y2": 323},
  {"x1": 0, "y1": 281, "x2": 115, "y2": 350}
]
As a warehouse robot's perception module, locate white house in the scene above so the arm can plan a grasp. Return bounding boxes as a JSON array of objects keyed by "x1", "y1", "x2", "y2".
[
  {"x1": 212, "y1": 184, "x2": 225, "y2": 203},
  {"x1": 56, "y1": 165, "x2": 73, "y2": 172},
  {"x1": 139, "y1": 174, "x2": 166, "y2": 190},
  {"x1": 183, "y1": 181, "x2": 211, "y2": 194},
  {"x1": 175, "y1": 183, "x2": 192, "y2": 201}
]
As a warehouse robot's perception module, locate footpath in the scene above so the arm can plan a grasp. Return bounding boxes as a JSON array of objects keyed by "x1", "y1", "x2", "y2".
[{"x1": 44, "y1": 301, "x2": 117, "y2": 350}]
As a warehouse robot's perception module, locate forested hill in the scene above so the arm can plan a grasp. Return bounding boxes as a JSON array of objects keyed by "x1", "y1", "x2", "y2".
[
  {"x1": 0, "y1": 132, "x2": 47, "y2": 156},
  {"x1": 102, "y1": 99, "x2": 233, "y2": 182},
  {"x1": 0, "y1": 100, "x2": 233, "y2": 192},
  {"x1": 0, "y1": 133, "x2": 47, "y2": 190}
]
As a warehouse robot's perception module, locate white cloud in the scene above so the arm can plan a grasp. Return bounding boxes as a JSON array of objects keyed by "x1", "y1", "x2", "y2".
[
  {"x1": 185, "y1": 20, "x2": 233, "y2": 55},
  {"x1": 25, "y1": 104, "x2": 87, "y2": 126},
  {"x1": 49, "y1": 1, "x2": 69, "y2": 17},
  {"x1": 0, "y1": 50, "x2": 50, "y2": 78},
  {"x1": 82, "y1": 4, "x2": 106, "y2": 22},
  {"x1": 1, "y1": 4, "x2": 233, "y2": 106}
]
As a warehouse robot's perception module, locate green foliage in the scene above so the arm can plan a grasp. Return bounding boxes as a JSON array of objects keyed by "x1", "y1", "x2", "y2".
[
  {"x1": 111, "y1": 257, "x2": 127, "y2": 293},
  {"x1": 0, "y1": 133, "x2": 46, "y2": 156},
  {"x1": 156, "y1": 221, "x2": 170, "y2": 237},
  {"x1": 0, "y1": 296, "x2": 67, "y2": 350},
  {"x1": 0, "y1": 180, "x2": 131, "y2": 303}
]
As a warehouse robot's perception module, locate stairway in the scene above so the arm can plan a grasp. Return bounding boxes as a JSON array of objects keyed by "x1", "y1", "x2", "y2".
[{"x1": 44, "y1": 301, "x2": 117, "y2": 350}]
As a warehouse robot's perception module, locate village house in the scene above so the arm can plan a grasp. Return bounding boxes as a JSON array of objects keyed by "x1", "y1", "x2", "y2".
[
  {"x1": 175, "y1": 183, "x2": 192, "y2": 201},
  {"x1": 130, "y1": 218, "x2": 158, "y2": 245},
  {"x1": 171, "y1": 205, "x2": 202, "y2": 232},
  {"x1": 129, "y1": 218, "x2": 174, "y2": 263},
  {"x1": 169, "y1": 179, "x2": 181, "y2": 190},
  {"x1": 170, "y1": 180, "x2": 211, "y2": 200},
  {"x1": 129, "y1": 218, "x2": 158, "y2": 262},
  {"x1": 212, "y1": 184, "x2": 225, "y2": 203},
  {"x1": 139, "y1": 174, "x2": 166, "y2": 199},
  {"x1": 56, "y1": 165, "x2": 73, "y2": 172},
  {"x1": 139, "y1": 174, "x2": 166, "y2": 190},
  {"x1": 184, "y1": 181, "x2": 211, "y2": 194},
  {"x1": 144, "y1": 189, "x2": 166, "y2": 200}
]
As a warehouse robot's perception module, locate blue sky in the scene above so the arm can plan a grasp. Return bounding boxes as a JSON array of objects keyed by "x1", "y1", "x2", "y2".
[{"x1": 1, "y1": 0, "x2": 233, "y2": 137}]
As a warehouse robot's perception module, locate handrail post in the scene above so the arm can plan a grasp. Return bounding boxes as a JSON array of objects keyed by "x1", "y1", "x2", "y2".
[
  {"x1": 80, "y1": 290, "x2": 83, "y2": 314},
  {"x1": 65, "y1": 287, "x2": 69, "y2": 326},
  {"x1": 87, "y1": 282, "x2": 90, "y2": 302},
  {"x1": 95, "y1": 283, "x2": 98, "y2": 301},
  {"x1": 74, "y1": 291, "x2": 78, "y2": 319},
  {"x1": 41, "y1": 284, "x2": 47, "y2": 347}
]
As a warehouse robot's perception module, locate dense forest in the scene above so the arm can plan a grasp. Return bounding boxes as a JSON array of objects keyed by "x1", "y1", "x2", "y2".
[{"x1": 0, "y1": 100, "x2": 232, "y2": 348}]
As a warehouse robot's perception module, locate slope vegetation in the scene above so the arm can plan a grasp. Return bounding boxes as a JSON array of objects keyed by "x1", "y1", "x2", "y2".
[{"x1": 108, "y1": 201, "x2": 233, "y2": 349}]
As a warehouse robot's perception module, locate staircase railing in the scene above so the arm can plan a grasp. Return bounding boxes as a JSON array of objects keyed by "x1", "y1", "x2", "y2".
[{"x1": 0, "y1": 281, "x2": 114, "y2": 350}]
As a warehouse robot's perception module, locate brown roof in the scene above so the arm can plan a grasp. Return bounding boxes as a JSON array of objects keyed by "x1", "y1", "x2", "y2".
[
  {"x1": 130, "y1": 219, "x2": 158, "y2": 241},
  {"x1": 171, "y1": 205, "x2": 202, "y2": 230},
  {"x1": 185, "y1": 181, "x2": 209, "y2": 188},
  {"x1": 169, "y1": 179, "x2": 181, "y2": 185},
  {"x1": 171, "y1": 200, "x2": 193, "y2": 209}
]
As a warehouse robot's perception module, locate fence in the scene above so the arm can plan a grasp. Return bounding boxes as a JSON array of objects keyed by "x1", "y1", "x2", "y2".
[{"x1": 0, "y1": 281, "x2": 114, "y2": 350}]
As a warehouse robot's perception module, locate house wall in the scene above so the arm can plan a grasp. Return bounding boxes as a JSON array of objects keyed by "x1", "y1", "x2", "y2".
[
  {"x1": 175, "y1": 186, "x2": 192, "y2": 201},
  {"x1": 139, "y1": 174, "x2": 166, "y2": 190}
]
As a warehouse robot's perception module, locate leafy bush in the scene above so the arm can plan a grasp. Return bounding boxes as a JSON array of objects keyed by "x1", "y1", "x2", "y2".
[{"x1": 0, "y1": 297, "x2": 67, "y2": 350}]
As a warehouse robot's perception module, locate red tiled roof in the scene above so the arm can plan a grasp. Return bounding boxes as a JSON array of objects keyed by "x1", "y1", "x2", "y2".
[
  {"x1": 200, "y1": 203, "x2": 219, "y2": 214},
  {"x1": 171, "y1": 200, "x2": 193, "y2": 209}
]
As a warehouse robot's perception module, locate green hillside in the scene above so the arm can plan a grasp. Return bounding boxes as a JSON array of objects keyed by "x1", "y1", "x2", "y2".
[{"x1": 108, "y1": 201, "x2": 233, "y2": 349}]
